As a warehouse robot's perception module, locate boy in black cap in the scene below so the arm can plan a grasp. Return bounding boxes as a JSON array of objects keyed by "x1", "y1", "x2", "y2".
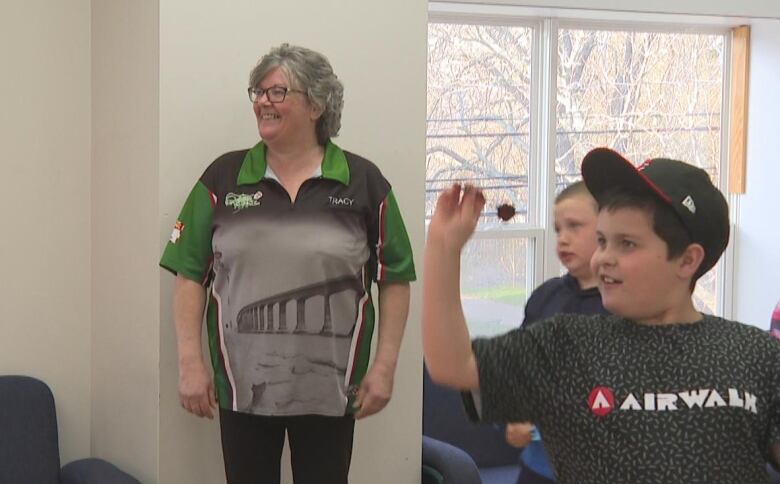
[{"x1": 422, "y1": 148, "x2": 780, "y2": 484}]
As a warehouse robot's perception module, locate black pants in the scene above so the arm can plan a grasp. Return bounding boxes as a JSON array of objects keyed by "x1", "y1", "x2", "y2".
[{"x1": 219, "y1": 408, "x2": 355, "y2": 484}]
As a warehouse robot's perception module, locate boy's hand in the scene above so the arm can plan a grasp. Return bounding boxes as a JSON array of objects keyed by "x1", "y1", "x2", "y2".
[
  {"x1": 427, "y1": 184, "x2": 486, "y2": 251},
  {"x1": 505, "y1": 421, "x2": 534, "y2": 448}
]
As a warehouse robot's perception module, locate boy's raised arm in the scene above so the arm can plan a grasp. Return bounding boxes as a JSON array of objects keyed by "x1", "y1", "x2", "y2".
[{"x1": 422, "y1": 184, "x2": 485, "y2": 391}]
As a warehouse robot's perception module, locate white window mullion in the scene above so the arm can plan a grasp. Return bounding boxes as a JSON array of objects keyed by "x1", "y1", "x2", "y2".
[
  {"x1": 540, "y1": 18, "x2": 562, "y2": 282},
  {"x1": 719, "y1": 31, "x2": 735, "y2": 320},
  {"x1": 527, "y1": 18, "x2": 545, "y2": 295},
  {"x1": 469, "y1": 228, "x2": 543, "y2": 240}
]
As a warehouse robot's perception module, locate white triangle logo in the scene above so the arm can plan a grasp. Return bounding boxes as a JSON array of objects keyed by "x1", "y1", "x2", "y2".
[{"x1": 592, "y1": 390, "x2": 612, "y2": 410}]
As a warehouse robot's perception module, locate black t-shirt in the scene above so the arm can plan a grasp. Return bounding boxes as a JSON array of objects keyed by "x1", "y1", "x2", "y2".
[{"x1": 469, "y1": 314, "x2": 780, "y2": 483}]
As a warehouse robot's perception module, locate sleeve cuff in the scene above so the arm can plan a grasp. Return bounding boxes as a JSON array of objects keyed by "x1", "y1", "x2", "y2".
[{"x1": 460, "y1": 389, "x2": 483, "y2": 422}]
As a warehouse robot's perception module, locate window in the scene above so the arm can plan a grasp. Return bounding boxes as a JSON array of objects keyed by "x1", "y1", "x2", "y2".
[
  {"x1": 427, "y1": 21, "x2": 537, "y2": 337},
  {"x1": 427, "y1": 5, "x2": 731, "y2": 337}
]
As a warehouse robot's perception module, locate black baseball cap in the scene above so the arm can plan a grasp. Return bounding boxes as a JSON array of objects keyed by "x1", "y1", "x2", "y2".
[{"x1": 581, "y1": 147, "x2": 730, "y2": 275}]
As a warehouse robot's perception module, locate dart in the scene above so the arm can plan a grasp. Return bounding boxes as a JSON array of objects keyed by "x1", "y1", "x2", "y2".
[{"x1": 497, "y1": 203, "x2": 516, "y2": 221}]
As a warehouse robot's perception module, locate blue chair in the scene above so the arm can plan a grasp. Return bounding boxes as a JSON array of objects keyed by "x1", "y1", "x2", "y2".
[
  {"x1": 423, "y1": 366, "x2": 519, "y2": 483},
  {"x1": 422, "y1": 435, "x2": 482, "y2": 484},
  {"x1": 0, "y1": 375, "x2": 141, "y2": 484}
]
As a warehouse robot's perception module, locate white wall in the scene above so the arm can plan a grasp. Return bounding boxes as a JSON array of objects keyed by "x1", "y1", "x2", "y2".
[
  {"x1": 157, "y1": 0, "x2": 427, "y2": 483},
  {"x1": 91, "y1": 1, "x2": 160, "y2": 482},
  {"x1": 0, "y1": 0, "x2": 92, "y2": 466},
  {"x1": 731, "y1": 19, "x2": 780, "y2": 329}
]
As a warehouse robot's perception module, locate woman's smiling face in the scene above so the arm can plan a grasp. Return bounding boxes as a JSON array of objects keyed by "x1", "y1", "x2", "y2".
[{"x1": 252, "y1": 67, "x2": 321, "y2": 147}]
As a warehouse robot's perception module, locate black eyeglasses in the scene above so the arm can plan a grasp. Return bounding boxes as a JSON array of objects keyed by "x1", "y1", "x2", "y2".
[{"x1": 247, "y1": 85, "x2": 305, "y2": 103}]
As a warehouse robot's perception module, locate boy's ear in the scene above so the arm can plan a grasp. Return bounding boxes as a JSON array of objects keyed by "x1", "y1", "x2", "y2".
[{"x1": 677, "y1": 243, "x2": 705, "y2": 279}]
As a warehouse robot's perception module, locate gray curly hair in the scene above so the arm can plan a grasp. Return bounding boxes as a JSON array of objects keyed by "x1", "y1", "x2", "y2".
[{"x1": 249, "y1": 44, "x2": 344, "y2": 145}]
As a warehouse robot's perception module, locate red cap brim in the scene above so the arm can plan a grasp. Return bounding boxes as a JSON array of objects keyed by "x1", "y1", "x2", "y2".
[{"x1": 581, "y1": 148, "x2": 671, "y2": 206}]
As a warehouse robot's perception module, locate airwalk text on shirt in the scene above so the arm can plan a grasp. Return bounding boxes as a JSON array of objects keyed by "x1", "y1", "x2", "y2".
[{"x1": 588, "y1": 386, "x2": 758, "y2": 417}]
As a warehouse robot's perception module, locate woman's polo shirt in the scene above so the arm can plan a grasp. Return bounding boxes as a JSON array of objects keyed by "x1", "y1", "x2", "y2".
[{"x1": 160, "y1": 141, "x2": 416, "y2": 416}]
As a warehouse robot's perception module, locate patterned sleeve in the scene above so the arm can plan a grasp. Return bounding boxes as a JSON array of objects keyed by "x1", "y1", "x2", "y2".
[
  {"x1": 768, "y1": 340, "x2": 780, "y2": 464},
  {"x1": 372, "y1": 189, "x2": 416, "y2": 282},
  {"x1": 466, "y1": 316, "x2": 573, "y2": 424},
  {"x1": 159, "y1": 179, "x2": 216, "y2": 284}
]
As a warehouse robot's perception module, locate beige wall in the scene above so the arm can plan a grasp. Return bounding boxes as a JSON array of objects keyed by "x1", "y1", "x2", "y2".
[
  {"x1": 0, "y1": 0, "x2": 92, "y2": 466},
  {"x1": 157, "y1": 0, "x2": 427, "y2": 482},
  {"x1": 91, "y1": 1, "x2": 160, "y2": 482}
]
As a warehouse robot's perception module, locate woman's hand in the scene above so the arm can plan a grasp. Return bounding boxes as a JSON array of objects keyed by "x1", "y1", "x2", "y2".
[
  {"x1": 505, "y1": 422, "x2": 534, "y2": 448},
  {"x1": 178, "y1": 359, "x2": 217, "y2": 419},
  {"x1": 353, "y1": 363, "x2": 394, "y2": 419},
  {"x1": 173, "y1": 275, "x2": 216, "y2": 419},
  {"x1": 426, "y1": 184, "x2": 485, "y2": 252}
]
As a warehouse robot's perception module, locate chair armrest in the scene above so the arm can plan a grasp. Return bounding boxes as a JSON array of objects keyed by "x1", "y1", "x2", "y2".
[
  {"x1": 422, "y1": 464, "x2": 445, "y2": 484},
  {"x1": 61, "y1": 458, "x2": 141, "y2": 484},
  {"x1": 422, "y1": 435, "x2": 482, "y2": 484}
]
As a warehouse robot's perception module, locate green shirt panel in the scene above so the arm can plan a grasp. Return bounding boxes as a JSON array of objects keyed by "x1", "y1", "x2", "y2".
[
  {"x1": 376, "y1": 189, "x2": 416, "y2": 282},
  {"x1": 160, "y1": 180, "x2": 214, "y2": 283}
]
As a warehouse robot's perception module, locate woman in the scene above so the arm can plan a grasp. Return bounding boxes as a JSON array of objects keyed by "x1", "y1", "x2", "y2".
[{"x1": 160, "y1": 43, "x2": 416, "y2": 484}]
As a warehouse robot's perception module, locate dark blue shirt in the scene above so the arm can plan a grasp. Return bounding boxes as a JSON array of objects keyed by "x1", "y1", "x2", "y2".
[{"x1": 521, "y1": 273, "x2": 607, "y2": 329}]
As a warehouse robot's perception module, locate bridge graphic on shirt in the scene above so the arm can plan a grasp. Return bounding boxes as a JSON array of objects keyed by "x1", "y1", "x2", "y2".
[{"x1": 235, "y1": 275, "x2": 364, "y2": 337}]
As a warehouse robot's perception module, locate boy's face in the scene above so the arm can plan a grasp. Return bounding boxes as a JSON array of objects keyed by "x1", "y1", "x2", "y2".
[
  {"x1": 554, "y1": 194, "x2": 598, "y2": 283},
  {"x1": 590, "y1": 206, "x2": 690, "y2": 324}
]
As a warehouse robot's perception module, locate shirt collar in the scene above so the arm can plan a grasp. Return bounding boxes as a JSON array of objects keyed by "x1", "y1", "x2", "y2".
[
  {"x1": 563, "y1": 272, "x2": 600, "y2": 296},
  {"x1": 237, "y1": 140, "x2": 350, "y2": 186}
]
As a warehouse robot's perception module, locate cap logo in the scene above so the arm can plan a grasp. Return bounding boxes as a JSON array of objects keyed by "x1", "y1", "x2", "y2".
[{"x1": 681, "y1": 195, "x2": 696, "y2": 214}]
